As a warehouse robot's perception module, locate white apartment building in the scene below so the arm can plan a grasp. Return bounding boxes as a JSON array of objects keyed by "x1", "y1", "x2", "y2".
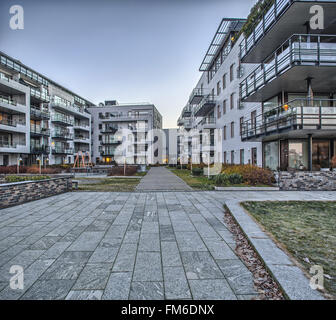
[
  {"x1": 88, "y1": 101, "x2": 162, "y2": 165},
  {"x1": 0, "y1": 51, "x2": 93, "y2": 166},
  {"x1": 178, "y1": 19, "x2": 262, "y2": 166}
]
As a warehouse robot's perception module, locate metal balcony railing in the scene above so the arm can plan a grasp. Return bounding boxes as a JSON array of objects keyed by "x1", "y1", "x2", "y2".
[
  {"x1": 0, "y1": 118, "x2": 23, "y2": 127},
  {"x1": 30, "y1": 108, "x2": 50, "y2": 119},
  {"x1": 240, "y1": 34, "x2": 336, "y2": 100},
  {"x1": 241, "y1": 98, "x2": 336, "y2": 140},
  {"x1": 239, "y1": 0, "x2": 306, "y2": 60},
  {"x1": 52, "y1": 131, "x2": 73, "y2": 139},
  {"x1": 194, "y1": 95, "x2": 216, "y2": 117},
  {"x1": 30, "y1": 126, "x2": 50, "y2": 136},
  {"x1": 52, "y1": 147, "x2": 74, "y2": 154},
  {"x1": 30, "y1": 145, "x2": 50, "y2": 154},
  {"x1": 189, "y1": 88, "x2": 205, "y2": 105},
  {"x1": 0, "y1": 94, "x2": 17, "y2": 106},
  {"x1": 30, "y1": 88, "x2": 50, "y2": 102}
]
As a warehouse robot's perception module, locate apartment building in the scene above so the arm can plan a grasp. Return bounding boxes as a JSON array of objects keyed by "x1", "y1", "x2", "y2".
[
  {"x1": 240, "y1": 0, "x2": 336, "y2": 171},
  {"x1": 0, "y1": 51, "x2": 93, "y2": 166},
  {"x1": 179, "y1": 0, "x2": 336, "y2": 171},
  {"x1": 178, "y1": 19, "x2": 262, "y2": 166},
  {"x1": 88, "y1": 101, "x2": 162, "y2": 165}
]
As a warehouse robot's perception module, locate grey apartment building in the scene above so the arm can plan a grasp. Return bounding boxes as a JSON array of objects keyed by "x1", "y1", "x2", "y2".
[
  {"x1": 179, "y1": 0, "x2": 336, "y2": 171},
  {"x1": 0, "y1": 51, "x2": 94, "y2": 166},
  {"x1": 89, "y1": 101, "x2": 162, "y2": 165}
]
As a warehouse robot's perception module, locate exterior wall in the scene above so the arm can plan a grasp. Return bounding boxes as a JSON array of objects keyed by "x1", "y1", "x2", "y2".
[
  {"x1": 0, "y1": 177, "x2": 73, "y2": 208},
  {"x1": 88, "y1": 103, "x2": 162, "y2": 164},
  {"x1": 278, "y1": 171, "x2": 336, "y2": 191}
]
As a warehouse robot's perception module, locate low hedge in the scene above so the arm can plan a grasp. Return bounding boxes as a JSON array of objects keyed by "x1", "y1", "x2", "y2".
[
  {"x1": 107, "y1": 166, "x2": 138, "y2": 176},
  {"x1": 5, "y1": 175, "x2": 51, "y2": 183},
  {"x1": 192, "y1": 168, "x2": 203, "y2": 176}
]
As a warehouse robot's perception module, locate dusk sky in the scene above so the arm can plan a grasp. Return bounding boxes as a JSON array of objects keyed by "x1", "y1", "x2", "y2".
[{"x1": 0, "y1": 0, "x2": 255, "y2": 128}]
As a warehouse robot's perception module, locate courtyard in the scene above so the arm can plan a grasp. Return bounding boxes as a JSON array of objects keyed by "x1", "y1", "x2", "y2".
[{"x1": 0, "y1": 171, "x2": 334, "y2": 299}]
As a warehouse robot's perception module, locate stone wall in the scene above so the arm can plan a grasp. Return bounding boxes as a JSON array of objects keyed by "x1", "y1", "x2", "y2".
[
  {"x1": 0, "y1": 177, "x2": 72, "y2": 209},
  {"x1": 278, "y1": 171, "x2": 336, "y2": 191}
]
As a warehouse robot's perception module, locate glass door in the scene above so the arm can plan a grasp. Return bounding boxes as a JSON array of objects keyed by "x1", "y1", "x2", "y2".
[{"x1": 312, "y1": 140, "x2": 330, "y2": 170}]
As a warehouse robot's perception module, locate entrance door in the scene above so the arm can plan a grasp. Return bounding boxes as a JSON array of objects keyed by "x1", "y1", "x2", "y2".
[
  {"x1": 3, "y1": 155, "x2": 9, "y2": 166},
  {"x1": 251, "y1": 148, "x2": 257, "y2": 165},
  {"x1": 312, "y1": 140, "x2": 330, "y2": 170}
]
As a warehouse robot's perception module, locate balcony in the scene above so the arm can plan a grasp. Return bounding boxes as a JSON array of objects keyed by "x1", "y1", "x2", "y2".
[
  {"x1": 50, "y1": 100, "x2": 90, "y2": 118},
  {"x1": 100, "y1": 149, "x2": 117, "y2": 156},
  {"x1": 0, "y1": 142, "x2": 27, "y2": 153},
  {"x1": 30, "y1": 108, "x2": 50, "y2": 120},
  {"x1": 240, "y1": 0, "x2": 336, "y2": 63},
  {"x1": 240, "y1": 34, "x2": 336, "y2": 102},
  {"x1": 194, "y1": 95, "x2": 216, "y2": 117},
  {"x1": 101, "y1": 138, "x2": 122, "y2": 145},
  {"x1": 30, "y1": 126, "x2": 50, "y2": 136},
  {"x1": 182, "y1": 104, "x2": 192, "y2": 117},
  {"x1": 74, "y1": 136, "x2": 90, "y2": 144},
  {"x1": 51, "y1": 114, "x2": 74, "y2": 126},
  {"x1": 30, "y1": 88, "x2": 50, "y2": 102},
  {"x1": 129, "y1": 126, "x2": 148, "y2": 132},
  {"x1": 241, "y1": 99, "x2": 336, "y2": 141},
  {"x1": 51, "y1": 131, "x2": 73, "y2": 140},
  {"x1": 52, "y1": 147, "x2": 74, "y2": 154},
  {"x1": 101, "y1": 125, "x2": 119, "y2": 133},
  {"x1": 73, "y1": 123, "x2": 90, "y2": 131},
  {"x1": 189, "y1": 88, "x2": 204, "y2": 105},
  {"x1": 200, "y1": 117, "x2": 216, "y2": 129},
  {"x1": 30, "y1": 145, "x2": 50, "y2": 154}
]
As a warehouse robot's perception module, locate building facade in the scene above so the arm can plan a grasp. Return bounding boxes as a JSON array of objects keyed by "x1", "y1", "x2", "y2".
[
  {"x1": 0, "y1": 51, "x2": 93, "y2": 166},
  {"x1": 88, "y1": 101, "x2": 162, "y2": 165},
  {"x1": 178, "y1": 0, "x2": 336, "y2": 171}
]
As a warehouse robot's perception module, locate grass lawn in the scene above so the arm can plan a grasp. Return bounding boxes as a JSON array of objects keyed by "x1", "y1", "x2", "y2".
[
  {"x1": 241, "y1": 201, "x2": 336, "y2": 297},
  {"x1": 170, "y1": 169, "x2": 215, "y2": 190},
  {"x1": 76, "y1": 177, "x2": 140, "y2": 192}
]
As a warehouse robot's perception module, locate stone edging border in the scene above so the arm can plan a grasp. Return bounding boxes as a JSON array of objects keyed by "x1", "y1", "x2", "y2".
[
  {"x1": 215, "y1": 186, "x2": 279, "y2": 191},
  {"x1": 224, "y1": 200, "x2": 326, "y2": 300}
]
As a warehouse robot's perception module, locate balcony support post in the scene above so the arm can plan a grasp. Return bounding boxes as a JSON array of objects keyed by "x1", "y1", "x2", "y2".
[{"x1": 308, "y1": 134, "x2": 313, "y2": 172}]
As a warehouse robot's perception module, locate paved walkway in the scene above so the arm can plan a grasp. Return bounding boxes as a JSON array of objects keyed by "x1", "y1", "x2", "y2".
[
  {"x1": 0, "y1": 191, "x2": 334, "y2": 300},
  {"x1": 136, "y1": 167, "x2": 193, "y2": 192}
]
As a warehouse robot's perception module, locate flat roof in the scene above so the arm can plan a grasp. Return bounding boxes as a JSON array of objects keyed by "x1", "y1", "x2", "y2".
[{"x1": 199, "y1": 18, "x2": 246, "y2": 72}]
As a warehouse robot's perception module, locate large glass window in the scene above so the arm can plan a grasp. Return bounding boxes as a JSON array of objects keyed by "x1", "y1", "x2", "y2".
[
  {"x1": 312, "y1": 140, "x2": 330, "y2": 170},
  {"x1": 263, "y1": 96, "x2": 278, "y2": 113},
  {"x1": 288, "y1": 140, "x2": 308, "y2": 169},
  {"x1": 264, "y1": 141, "x2": 279, "y2": 170}
]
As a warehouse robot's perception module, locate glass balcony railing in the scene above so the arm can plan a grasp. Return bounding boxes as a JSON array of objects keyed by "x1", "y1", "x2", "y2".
[
  {"x1": 240, "y1": 34, "x2": 336, "y2": 100},
  {"x1": 201, "y1": 117, "x2": 216, "y2": 127},
  {"x1": 0, "y1": 118, "x2": 26, "y2": 127},
  {"x1": 241, "y1": 98, "x2": 336, "y2": 140},
  {"x1": 51, "y1": 114, "x2": 74, "y2": 126},
  {"x1": 52, "y1": 130, "x2": 73, "y2": 139},
  {"x1": 30, "y1": 145, "x2": 50, "y2": 154},
  {"x1": 189, "y1": 88, "x2": 205, "y2": 105},
  {"x1": 0, "y1": 94, "x2": 17, "y2": 106},
  {"x1": 30, "y1": 88, "x2": 50, "y2": 102}
]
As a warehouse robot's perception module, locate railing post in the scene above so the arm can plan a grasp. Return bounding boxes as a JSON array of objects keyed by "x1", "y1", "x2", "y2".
[
  {"x1": 319, "y1": 104, "x2": 322, "y2": 129},
  {"x1": 301, "y1": 105, "x2": 304, "y2": 129},
  {"x1": 317, "y1": 35, "x2": 320, "y2": 65}
]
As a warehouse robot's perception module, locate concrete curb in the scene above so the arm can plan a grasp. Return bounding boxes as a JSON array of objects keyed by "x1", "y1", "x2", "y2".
[
  {"x1": 224, "y1": 200, "x2": 325, "y2": 300},
  {"x1": 215, "y1": 186, "x2": 279, "y2": 191}
]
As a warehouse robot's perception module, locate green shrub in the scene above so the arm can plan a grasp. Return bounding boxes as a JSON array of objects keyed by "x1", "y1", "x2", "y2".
[
  {"x1": 214, "y1": 174, "x2": 229, "y2": 186},
  {"x1": 228, "y1": 173, "x2": 243, "y2": 185},
  {"x1": 192, "y1": 168, "x2": 203, "y2": 176},
  {"x1": 5, "y1": 175, "x2": 50, "y2": 183}
]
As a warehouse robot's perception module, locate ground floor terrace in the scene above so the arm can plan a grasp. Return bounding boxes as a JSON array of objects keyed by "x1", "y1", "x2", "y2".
[{"x1": 0, "y1": 188, "x2": 333, "y2": 300}]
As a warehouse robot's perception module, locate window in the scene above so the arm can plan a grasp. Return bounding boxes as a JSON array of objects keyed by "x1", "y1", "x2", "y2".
[
  {"x1": 99, "y1": 135, "x2": 102, "y2": 141},
  {"x1": 239, "y1": 117, "x2": 244, "y2": 136},
  {"x1": 230, "y1": 93, "x2": 235, "y2": 109},
  {"x1": 240, "y1": 149, "x2": 244, "y2": 164},
  {"x1": 217, "y1": 81, "x2": 221, "y2": 96},
  {"x1": 223, "y1": 126, "x2": 227, "y2": 140},
  {"x1": 223, "y1": 74, "x2": 227, "y2": 89},
  {"x1": 99, "y1": 124, "x2": 102, "y2": 130},
  {"x1": 230, "y1": 64, "x2": 235, "y2": 82},
  {"x1": 224, "y1": 151, "x2": 227, "y2": 164},
  {"x1": 231, "y1": 122, "x2": 234, "y2": 138},
  {"x1": 251, "y1": 111, "x2": 257, "y2": 129},
  {"x1": 217, "y1": 105, "x2": 221, "y2": 119},
  {"x1": 211, "y1": 88, "x2": 215, "y2": 97},
  {"x1": 231, "y1": 150, "x2": 235, "y2": 164},
  {"x1": 223, "y1": 100, "x2": 227, "y2": 114},
  {"x1": 251, "y1": 147, "x2": 257, "y2": 165}
]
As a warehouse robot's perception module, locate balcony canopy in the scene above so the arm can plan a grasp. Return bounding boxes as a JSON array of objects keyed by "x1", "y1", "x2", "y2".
[{"x1": 199, "y1": 18, "x2": 246, "y2": 71}]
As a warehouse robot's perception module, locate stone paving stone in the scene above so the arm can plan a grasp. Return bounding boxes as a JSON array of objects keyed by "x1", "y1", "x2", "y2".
[
  {"x1": 66, "y1": 231, "x2": 105, "y2": 251},
  {"x1": 56, "y1": 251, "x2": 92, "y2": 264},
  {"x1": 29, "y1": 236, "x2": 61, "y2": 250},
  {"x1": 21, "y1": 279, "x2": 75, "y2": 300},
  {"x1": 188, "y1": 279, "x2": 237, "y2": 300},
  {"x1": 102, "y1": 272, "x2": 132, "y2": 300},
  {"x1": 123, "y1": 231, "x2": 140, "y2": 243},
  {"x1": 40, "y1": 260, "x2": 85, "y2": 280},
  {"x1": 73, "y1": 263, "x2": 111, "y2": 290},
  {"x1": 138, "y1": 233, "x2": 160, "y2": 252},
  {"x1": 163, "y1": 266, "x2": 191, "y2": 299},
  {"x1": 181, "y1": 251, "x2": 224, "y2": 280},
  {"x1": 112, "y1": 243, "x2": 137, "y2": 272},
  {"x1": 133, "y1": 252, "x2": 163, "y2": 282},
  {"x1": 175, "y1": 232, "x2": 207, "y2": 252},
  {"x1": 129, "y1": 282, "x2": 164, "y2": 300},
  {"x1": 40, "y1": 242, "x2": 72, "y2": 259},
  {"x1": 202, "y1": 239, "x2": 238, "y2": 260},
  {"x1": 66, "y1": 290, "x2": 103, "y2": 300},
  {"x1": 161, "y1": 241, "x2": 182, "y2": 267},
  {"x1": 141, "y1": 221, "x2": 159, "y2": 234},
  {"x1": 160, "y1": 225, "x2": 175, "y2": 241}
]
